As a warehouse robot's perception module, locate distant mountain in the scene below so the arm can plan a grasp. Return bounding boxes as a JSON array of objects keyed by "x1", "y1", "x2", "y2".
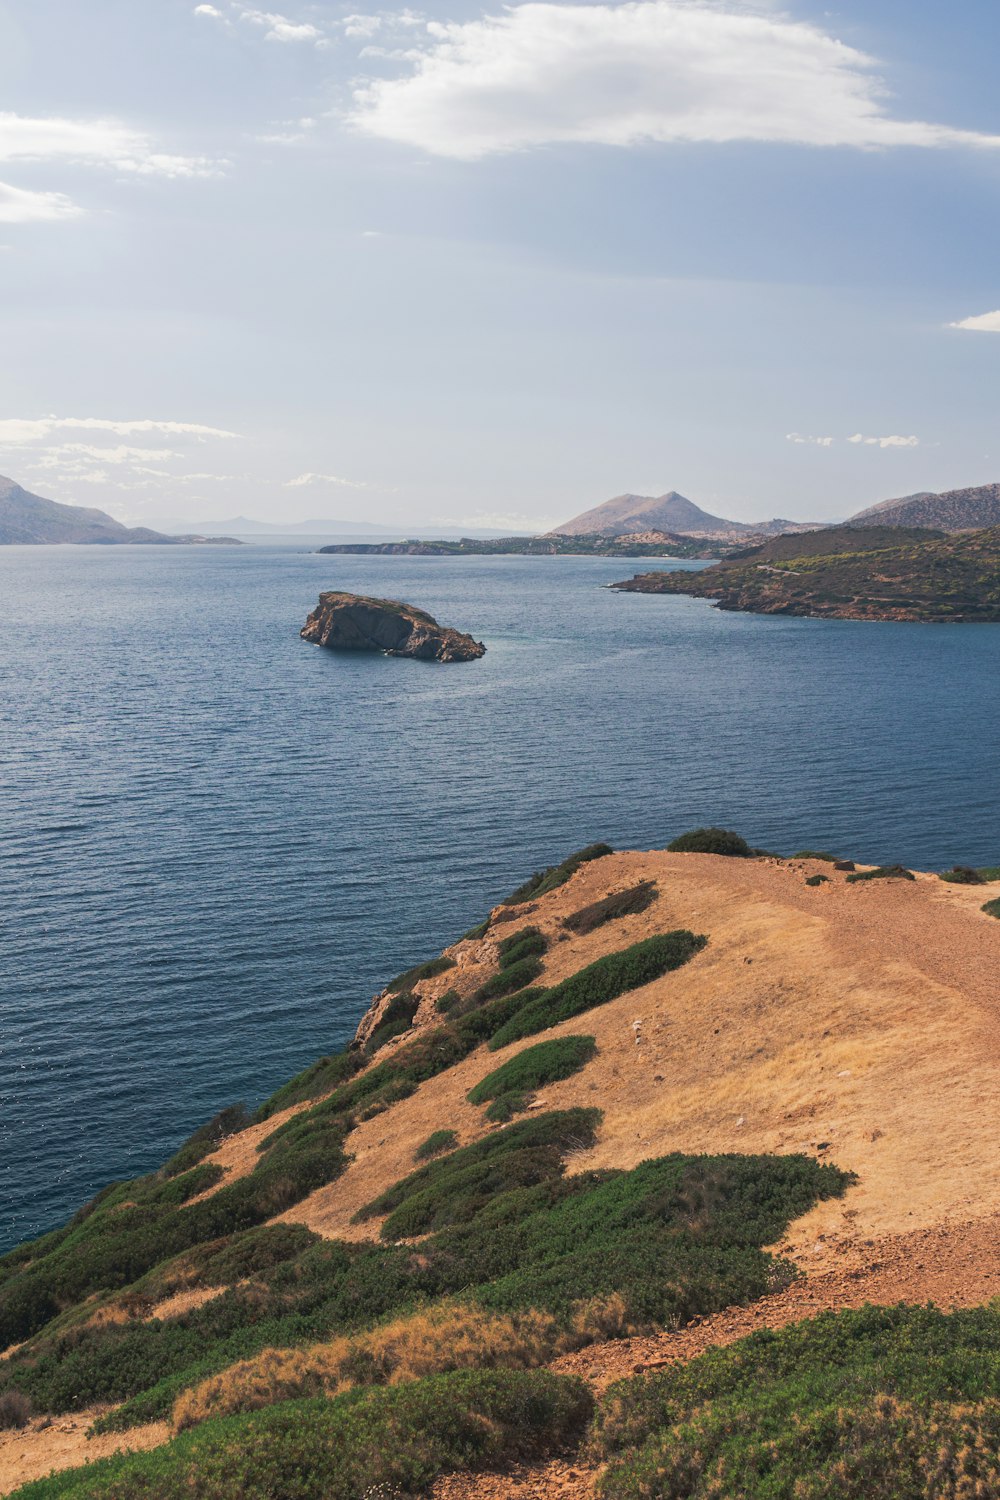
[
  {"x1": 548, "y1": 491, "x2": 815, "y2": 540},
  {"x1": 0, "y1": 476, "x2": 240, "y2": 545},
  {"x1": 850, "y1": 483, "x2": 1000, "y2": 532},
  {"x1": 170, "y1": 516, "x2": 535, "y2": 540}
]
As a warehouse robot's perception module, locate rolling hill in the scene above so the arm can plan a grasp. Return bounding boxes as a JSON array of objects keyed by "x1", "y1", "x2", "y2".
[
  {"x1": 548, "y1": 490, "x2": 814, "y2": 540},
  {"x1": 850, "y1": 481, "x2": 1000, "y2": 532}
]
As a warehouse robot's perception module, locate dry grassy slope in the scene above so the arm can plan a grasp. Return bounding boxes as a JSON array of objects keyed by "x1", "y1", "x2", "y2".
[{"x1": 206, "y1": 848, "x2": 1000, "y2": 1268}]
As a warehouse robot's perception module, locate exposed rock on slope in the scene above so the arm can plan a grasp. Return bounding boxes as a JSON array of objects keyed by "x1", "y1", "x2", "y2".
[
  {"x1": 301, "y1": 591, "x2": 486, "y2": 661},
  {"x1": 850, "y1": 480, "x2": 1000, "y2": 532},
  {"x1": 0, "y1": 475, "x2": 239, "y2": 545}
]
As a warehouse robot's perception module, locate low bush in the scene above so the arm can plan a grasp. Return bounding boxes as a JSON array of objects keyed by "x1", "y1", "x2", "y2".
[
  {"x1": 794, "y1": 849, "x2": 837, "y2": 862},
  {"x1": 667, "y1": 828, "x2": 751, "y2": 857},
  {"x1": 592, "y1": 1304, "x2": 1000, "y2": 1500},
  {"x1": 503, "y1": 845, "x2": 614, "y2": 906},
  {"x1": 435, "y1": 989, "x2": 460, "y2": 1013},
  {"x1": 386, "y1": 955, "x2": 456, "y2": 994},
  {"x1": 468, "y1": 1037, "x2": 597, "y2": 1105},
  {"x1": 844, "y1": 864, "x2": 915, "y2": 884},
  {"x1": 484, "y1": 1094, "x2": 527, "y2": 1123},
  {"x1": 461, "y1": 918, "x2": 490, "y2": 941},
  {"x1": 804, "y1": 874, "x2": 828, "y2": 887},
  {"x1": 497, "y1": 926, "x2": 549, "y2": 968},
  {"x1": 473, "y1": 955, "x2": 544, "y2": 1002},
  {"x1": 939, "y1": 864, "x2": 986, "y2": 884},
  {"x1": 11, "y1": 1369, "x2": 593, "y2": 1500},
  {"x1": 0, "y1": 1390, "x2": 31, "y2": 1429},
  {"x1": 365, "y1": 992, "x2": 420, "y2": 1055},
  {"x1": 983, "y1": 897, "x2": 1000, "y2": 919},
  {"x1": 414, "y1": 1130, "x2": 458, "y2": 1162},
  {"x1": 563, "y1": 882, "x2": 657, "y2": 935},
  {"x1": 253, "y1": 1050, "x2": 361, "y2": 1121},
  {"x1": 450, "y1": 989, "x2": 548, "y2": 1047},
  {"x1": 489, "y1": 932, "x2": 706, "y2": 1050}
]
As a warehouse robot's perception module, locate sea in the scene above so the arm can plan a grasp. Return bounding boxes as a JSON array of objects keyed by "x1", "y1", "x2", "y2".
[{"x1": 2, "y1": 543, "x2": 999, "y2": 1252}]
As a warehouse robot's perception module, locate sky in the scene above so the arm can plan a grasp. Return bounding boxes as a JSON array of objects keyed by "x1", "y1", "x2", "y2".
[{"x1": 1, "y1": 0, "x2": 1000, "y2": 531}]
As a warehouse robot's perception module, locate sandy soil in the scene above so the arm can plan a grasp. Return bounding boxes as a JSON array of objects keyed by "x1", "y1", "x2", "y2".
[{"x1": 0, "y1": 1413, "x2": 168, "y2": 1496}]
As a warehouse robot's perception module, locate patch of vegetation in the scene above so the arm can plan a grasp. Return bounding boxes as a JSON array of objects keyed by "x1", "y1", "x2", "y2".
[
  {"x1": 667, "y1": 828, "x2": 751, "y2": 857},
  {"x1": 804, "y1": 874, "x2": 829, "y2": 887},
  {"x1": 162, "y1": 1104, "x2": 253, "y2": 1179},
  {"x1": 461, "y1": 918, "x2": 490, "y2": 941},
  {"x1": 484, "y1": 1094, "x2": 528, "y2": 1123},
  {"x1": 468, "y1": 1037, "x2": 597, "y2": 1106},
  {"x1": 592, "y1": 1304, "x2": 1000, "y2": 1500},
  {"x1": 10, "y1": 1369, "x2": 592, "y2": 1500},
  {"x1": 497, "y1": 926, "x2": 549, "y2": 967},
  {"x1": 365, "y1": 992, "x2": 420, "y2": 1055},
  {"x1": 983, "y1": 897, "x2": 1000, "y2": 919},
  {"x1": 563, "y1": 881, "x2": 657, "y2": 935},
  {"x1": 794, "y1": 849, "x2": 838, "y2": 862},
  {"x1": 938, "y1": 864, "x2": 986, "y2": 884},
  {"x1": 414, "y1": 1130, "x2": 458, "y2": 1162},
  {"x1": 435, "y1": 989, "x2": 460, "y2": 1013},
  {"x1": 473, "y1": 954, "x2": 544, "y2": 1002},
  {"x1": 386, "y1": 955, "x2": 456, "y2": 994},
  {"x1": 253, "y1": 1049, "x2": 361, "y2": 1121},
  {"x1": 844, "y1": 864, "x2": 915, "y2": 884},
  {"x1": 503, "y1": 844, "x2": 614, "y2": 906},
  {"x1": 0, "y1": 1390, "x2": 31, "y2": 1430},
  {"x1": 488, "y1": 932, "x2": 707, "y2": 1050},
  {"x1": 354, "y1": 1109, "x2": 602, "y2": 1238}
]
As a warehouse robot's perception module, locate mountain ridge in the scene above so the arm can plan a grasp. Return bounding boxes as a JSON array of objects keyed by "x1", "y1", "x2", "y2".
[
  {"x1": 850, "y1": 481, "x2": 1000, "y2": 531},
  {"x1": 548, "y1": 490, "x2": 816, "y2": 539},
  {"x1": 0, "y1": 476, "x2": 240, "y2": 546}
]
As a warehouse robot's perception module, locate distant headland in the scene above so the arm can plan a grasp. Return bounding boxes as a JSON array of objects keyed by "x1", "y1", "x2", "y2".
[{"x1": 0, "y1": 476, "x2": 241, "y2": 546}]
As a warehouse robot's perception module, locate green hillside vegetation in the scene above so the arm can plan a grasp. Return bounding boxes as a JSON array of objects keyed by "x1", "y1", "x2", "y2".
[
  {"x1": 592, "y1": 1304, "x2": 1000, "y2": 1499},
  {"x1": 467, "y1": 1036, "x2": 598, "y2": 1107},
  {"x1": 611, "y1": 524, "x2": 1000, "y2": 621}
]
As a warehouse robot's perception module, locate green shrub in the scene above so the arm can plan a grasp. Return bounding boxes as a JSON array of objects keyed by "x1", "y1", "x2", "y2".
[
  {"x1": 484, "y1": 1094, "x2": 527, "y2": 1123},
  {"x1": 497, "y1": 926, "x2": 549, "y2": 968},
  {"x1": 365, "y1": 992, "x2": 420, "y2": 1055},
  {"x1": 468, "y1": 1037, "x2": 597, "y2": 1105},
  {"x1": 254, "y1": 1050, "x2": 361, "y2": 1121},
  {"x1": 939, "y1": 864, "x2": 986, "y2": 884},
  {"x1": 9, "y1": 1369, "x2": 592, "y2": 1500},
  {"x1": 0, "y1": 1390, "x2": 31, "y2": 1430},
  {"x1": 435, "y1": 989, "x2": 460, "y2": 1014},
  {"x1": 414, "y1": 1130, "x2": 458, "y2": 1162},
  {"x1": 983, "y1": 897, "x2": 1000, "y2": 919},
  {"x1": 667, "y1": 828, "x2": 751, "y2": 857},
  {"x1": 804, "y1": 874, "x2": 828, "y2": 887},
  {"x1": 794, "y1": 849, "x2": 838, "y2": 862},
  {"x1": 162, "y1": 1105, "x2": 252, "y2": 1179},
  {"x1": 563, "y1": 882, "x2": 657, "y2": 935},
  {"x1": 844, "y1": 864, "x2": 915, "y2": 884},
  {"x1": 461, "y1": 918, "x2": 490, "y2": 941},
  {"x1": 592, "y1": 1304, "x2": 1000, "y2": 1500},
  {"x1": 489, "y1": 932, "x2": 707, "y2": 1050},
  {"x1": 503, "y1": 845, "x2": 614, "y2": 906},
  {"x1": 474, "y1": 955, "x2": 544, "y2": 1003},
  {"x1": 451, "y1": 989, "x2": 549, "y2": 1047},
  {"x1": 386, "y1": 955, "x2": 456, "y2": 994}
]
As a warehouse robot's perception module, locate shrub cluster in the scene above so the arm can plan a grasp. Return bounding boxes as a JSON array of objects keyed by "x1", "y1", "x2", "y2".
[
  {"x1": 666, "y1": 828, "x2": 751, "y2": 857},
  {"x1": 794, "y1": 849, "x2": 838, "y2": 862},
  {"x1": 473, "y1": 954, "x2": 544, "y2": 1003},
  {"x1": 467, "y1": 1037, "x2": 597, "y2": 1107},
  {"x1": 364, "y1": 992, "x2": 420, "y2": 1055},
  {"x1": 939, "y1": 864, "x2": 986, "y2": 884},
  {"x1": 497, "y1": 926, "x2": 549, "y2": 968},
  {"x1": 592, "y1": 1304, "x2": 1000, "y2": 1500},
  {"x1": 983, "y1": 897, "x2": 1000, "y2": 919},
  {"x1": 385, "y1": 955, "x2": 456, "y2": 994},
  {"x1": 563, "y1": 882, "x2": 657, "y2": 936},
  {"x1": 503, "y1": 844, "x2": 614, "y2": 906},
  {"x1": 161, "y1": 1104, "x2": 253, "y2": 1179},
  {"x1": 488, "y1": 932, "x2": 707, "y2": 1050},
  {"x1": 414, "y1": 1130, "x2": 458, "y2": 1162},
  {"x1": 804, "y1": 874, "x2": 829, "y2": 887},
  {"x1": 844, "y1": 864, "x2": 915, "y2": 884}
]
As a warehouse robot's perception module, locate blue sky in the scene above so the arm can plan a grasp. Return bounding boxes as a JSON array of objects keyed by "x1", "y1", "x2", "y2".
[{"x1": 1, "y1": 0, "x2": 999, "y2": 529}]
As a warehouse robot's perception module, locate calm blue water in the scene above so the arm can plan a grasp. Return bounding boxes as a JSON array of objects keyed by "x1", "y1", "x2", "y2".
[{"x1": 2, "y1": 545, "x2": 999, "y2": 1252}]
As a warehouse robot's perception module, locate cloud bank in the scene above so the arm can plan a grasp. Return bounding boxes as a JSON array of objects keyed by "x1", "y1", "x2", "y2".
[
  {"x1": 950, "y1": 310, "x2": 1000, "y2": 333},
  {"x1": 847, "y1": 432, "x2": 920, "y2": 449},
  {"x1": 350, "y1": 0, "x2": 1000, "y2": 160}
]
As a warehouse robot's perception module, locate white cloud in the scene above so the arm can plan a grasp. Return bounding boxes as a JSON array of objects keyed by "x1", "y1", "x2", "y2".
[
  {"x1": 786, "y1": 432, "x2": 834, "y2": 447},
  {"x1": 240, "y1": 8, "x2": 326, "y2": 43},
  {"x1": 847, "y1": 432, "x2": 920, "y2": 448},
  {"x1": 349, "y1": 0, "x2": 1000, "y2": 160},
  {"x1": 949, "y1": 309, "x2": 1000, "y2": 333},
  {"x1": 0, "y1": 416, "x2": 240, "y2": 443},
  {"x1": 285, "y1": 471, "x2": 382, "y2": 489},
  {"x1": 194, "y1": 4, "x2": 224, "y2": 15},
  {"x1": 0, "y1": 112, "x2": 218, "y2": 179},
  {"x1": 0, "y1": 180, "x2": 80, "y2": 223}
]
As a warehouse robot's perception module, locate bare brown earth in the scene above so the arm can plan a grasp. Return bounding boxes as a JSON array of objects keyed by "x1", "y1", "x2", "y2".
[
  {"x1": 0, "y1": 1414, "x2": 168, "y2": 1495},
  {"x1": 7, "y1": 850, "x2": 1000, "y2": 1496}
]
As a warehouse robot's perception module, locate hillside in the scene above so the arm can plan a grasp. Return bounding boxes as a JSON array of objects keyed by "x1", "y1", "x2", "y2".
[
  {"x1": 850, "y1": 480, "x2": 1000, "y2": 531},
  {"x1": 316, "y1": 532, "x2": 728, "y2": 559},
  {"x1": 2, "y1": 837, "x2": 1000, "y2": 1497},
  {"x1": 0, "y1": 478, "x2": 238, "y2": 546},
  {"x1": 612, "y1": 523, "x2": 1000, "y2": 621},
  {"x1": 548, "y1": 491, "x2": 815, "y2": 540}
]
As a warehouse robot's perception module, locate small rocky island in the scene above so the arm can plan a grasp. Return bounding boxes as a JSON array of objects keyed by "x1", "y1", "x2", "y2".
[
  {"x1": 301, "y1": 591, "x2": 486, "y2": 662},
  {"x1": 611, "y1": 524, "x2": 1000, "y2": 622}
]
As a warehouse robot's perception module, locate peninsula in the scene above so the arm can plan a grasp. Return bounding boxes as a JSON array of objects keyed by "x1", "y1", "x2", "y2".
[
  {"x1": 0, "y1": 476, "x2": 240, "y2": 546},
  {"x1": 316, "y1": 531, "x2": 728, "y2": 559},
  {"x1": 301, "y1": 591, "x2": 486, "y2": 661},
  {"x1": 611, "y1": 523, "x2": 1000, "y2": 621},
  {"x1": 2, "y1": 835, "x2": 1000, "y2": 1497}
]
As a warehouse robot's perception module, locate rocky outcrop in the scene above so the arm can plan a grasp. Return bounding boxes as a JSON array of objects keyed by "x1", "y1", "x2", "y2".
[{"x1": 301, "y1": 592, "x2": 486, "y2": 662}]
